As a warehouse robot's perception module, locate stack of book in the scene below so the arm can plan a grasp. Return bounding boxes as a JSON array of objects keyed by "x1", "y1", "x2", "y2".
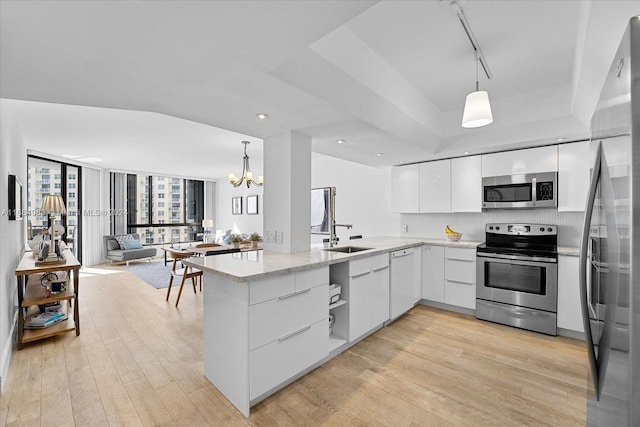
[{"x1": 25, "y1": 307, "x2": 67, "y2": 329}]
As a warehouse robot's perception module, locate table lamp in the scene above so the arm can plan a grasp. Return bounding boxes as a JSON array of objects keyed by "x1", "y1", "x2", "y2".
[
  {"x1": 202, "y1": 219, "x2": 215, "y2": 234},
  {"x1": 41, "y1": 194, "x2": 66, "y2": 259}
]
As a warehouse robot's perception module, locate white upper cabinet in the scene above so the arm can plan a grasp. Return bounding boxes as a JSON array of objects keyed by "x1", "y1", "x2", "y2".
[
  {"x1": 391, "y1": 164, "x2": 419, "y2": 213},
  {"x1": 481, "y1": 146, "x2": 558, "y2": 177},
  {"x1": 451, "y1": 155, "x2": 482, "y2": 212},
  {"x1": 558, "y1": 141, "x2": 590, "y2": 212},
  {"x1": 419, "y1": 159, "x2": 451, "y2": 213}
]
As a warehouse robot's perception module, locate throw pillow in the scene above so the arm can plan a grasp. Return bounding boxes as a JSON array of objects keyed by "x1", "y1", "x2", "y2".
[
  {"x1": 122, "y1": 239, "x2": 143, "y2": 250},
  {"x1": 115, "y1": 234, "x2": 135, "y2": 249},
  {"x1": 107, "y1": 240, "x2": 120, "y2": 251}
]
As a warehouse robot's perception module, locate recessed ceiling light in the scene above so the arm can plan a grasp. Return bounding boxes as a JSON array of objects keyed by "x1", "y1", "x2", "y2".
[
  {"x1": 256, "y1": 113, "x2": 268, "y2": 120},
  {"x1": 337, "y1": 139, "x2": 345, "y2": 144},
  {"x1": 464, "y1": 151, "x2": 470, "y2": 155},
  {"x1": 61, "y1": 154, "x2": 82, "y2": 159},
  {"x1": 555, "y1": 137, "x2": 565, "y2": 142},
  {"x1": 376, "y1": 153, "x2": 383, "y2": 157}
]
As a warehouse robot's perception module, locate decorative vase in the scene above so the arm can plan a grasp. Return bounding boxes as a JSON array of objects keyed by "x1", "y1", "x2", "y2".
[
  {"x1": 233, "y1": 242, "x2": 240, "y2": 248},
  {"x1": 252, "y1": 241, "x2": 258, "y2": 248}
]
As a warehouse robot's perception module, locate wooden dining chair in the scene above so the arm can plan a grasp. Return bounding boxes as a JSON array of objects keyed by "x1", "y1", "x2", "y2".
[{"x1": 165, "y1": 249, "x2": 203, "y2": 307}]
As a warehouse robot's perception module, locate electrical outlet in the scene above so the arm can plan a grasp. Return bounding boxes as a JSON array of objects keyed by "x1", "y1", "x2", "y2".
[
  {"x1": 276, "y1": 231, "x2": 283, "y2": 244},
  {"x1": 401, "y1": 224, "x2": 408, "y2": 232},
  {"x1": 266, "y1": 230, "x2": 276, "y2": 243}
]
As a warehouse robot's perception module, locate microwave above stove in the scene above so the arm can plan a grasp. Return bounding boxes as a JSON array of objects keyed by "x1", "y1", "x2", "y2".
[{"x1": 482, "y1": 172, "x2": 557, "y2": 209}]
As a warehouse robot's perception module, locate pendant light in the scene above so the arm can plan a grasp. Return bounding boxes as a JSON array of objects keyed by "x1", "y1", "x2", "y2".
[
  {"x1": 462, "y1": 51, "x2": 493, "y2": 128},
  {"x1": 228, "y1": 141, "x2": 263, "y2": 188}
]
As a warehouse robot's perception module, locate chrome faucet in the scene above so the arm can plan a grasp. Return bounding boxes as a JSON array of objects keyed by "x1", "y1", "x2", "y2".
[{"x1": 329, "y1": 223, "x2": 352, "y2": 247}]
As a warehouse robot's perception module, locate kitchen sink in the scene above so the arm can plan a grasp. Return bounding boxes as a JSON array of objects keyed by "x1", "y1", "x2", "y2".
[{"x1": 324, "y1": 246, "x2": 372, "y2": 254}]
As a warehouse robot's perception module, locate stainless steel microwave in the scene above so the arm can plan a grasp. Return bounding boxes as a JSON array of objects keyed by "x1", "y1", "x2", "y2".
[{"x1": 482, "y1": 172, "x2": 557, "y2": 209}]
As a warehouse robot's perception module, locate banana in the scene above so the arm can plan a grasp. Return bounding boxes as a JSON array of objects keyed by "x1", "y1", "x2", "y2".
[{"x1": 444, "y1": 225, "x2": 456, "y2": 234}]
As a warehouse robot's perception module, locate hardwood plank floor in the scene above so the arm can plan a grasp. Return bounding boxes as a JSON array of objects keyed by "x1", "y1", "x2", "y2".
[{"x1": 1, "y1": 262, "x2": 588, "y2": 426}]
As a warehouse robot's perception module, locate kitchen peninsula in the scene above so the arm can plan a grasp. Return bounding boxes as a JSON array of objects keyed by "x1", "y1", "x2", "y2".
[{"x1": 184, "y1": 237, "x2": 479, "y2": 416}]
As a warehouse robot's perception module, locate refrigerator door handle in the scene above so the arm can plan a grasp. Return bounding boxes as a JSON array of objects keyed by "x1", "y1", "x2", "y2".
[{"x1": 579, "y1": 141, "x2": 602, "y2": 399}]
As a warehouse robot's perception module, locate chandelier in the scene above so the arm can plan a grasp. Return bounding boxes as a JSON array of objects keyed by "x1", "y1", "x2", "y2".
[{"x1": 228, "y1": 141, "x2": 263, "y2": 188}]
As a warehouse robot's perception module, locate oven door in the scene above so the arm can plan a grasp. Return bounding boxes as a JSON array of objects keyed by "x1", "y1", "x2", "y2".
[{"x1": 476, "y1": 253, "x2": 558, "y2": 312}]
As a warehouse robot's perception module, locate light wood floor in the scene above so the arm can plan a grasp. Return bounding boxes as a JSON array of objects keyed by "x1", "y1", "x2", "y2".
[{"x1": 0, "y1": 262, "x2": 589, "y2": 426}]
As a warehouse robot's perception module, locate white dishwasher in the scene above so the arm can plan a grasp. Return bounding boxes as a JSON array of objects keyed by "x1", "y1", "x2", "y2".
[{"x1": 389, "y1": 247, "x2": 421, "y2": 320}]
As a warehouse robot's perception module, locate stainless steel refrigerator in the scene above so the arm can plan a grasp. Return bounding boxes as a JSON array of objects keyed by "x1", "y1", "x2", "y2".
[{"x1": 579, "y1": 16, "x2": 639, "y2": 427}]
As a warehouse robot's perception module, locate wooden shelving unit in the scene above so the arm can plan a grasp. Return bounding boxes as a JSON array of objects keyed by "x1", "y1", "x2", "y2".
[{"x1": 15, "y1": 251, "x2": 81, "y2": 349}]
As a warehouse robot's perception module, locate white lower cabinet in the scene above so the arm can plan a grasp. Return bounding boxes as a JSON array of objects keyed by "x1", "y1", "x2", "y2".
[
  {"x1": 557, "y1": 255, "x2": 584, "y2": 333},
  {"x1": 330, "y1": 253, "x2": 390, "y2": 343},
  {"x1": 422, "y1": 245, "x2": 445, "y2": 302},
  {"x1": 250, "y1": 319, "x2": 328, "y2": 399},
  {"x1": 421, "y1": 245, "x2": 476, "y2": 310},
  {"x1": 444, "y1": 247, "x2": 476, "y2": 310},
  {"x1": 249, "y1": 285, "x2": 327, "y2": 350}
]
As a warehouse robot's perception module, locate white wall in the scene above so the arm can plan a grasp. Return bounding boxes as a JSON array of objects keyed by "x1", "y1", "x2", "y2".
[
  {"x1": 311, "y1": 153, "x2": 394, "y2": 244},
  {"x1": 216, "y1": 181, "x2": 263, "y2": 237},
  {"x1": 0, "y1": 99, "x2": 27, "y2": 391}
]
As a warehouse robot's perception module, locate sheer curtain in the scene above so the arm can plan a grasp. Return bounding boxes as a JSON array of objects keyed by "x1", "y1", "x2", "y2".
[{"x1": 82, "y1": 168, "x2": 106, "y2": 266}]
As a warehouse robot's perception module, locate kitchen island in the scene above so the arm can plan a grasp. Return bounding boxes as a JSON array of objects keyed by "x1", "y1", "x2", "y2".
[{"x1": 184, "y1": 237, "x2": 480, "y2": 416}]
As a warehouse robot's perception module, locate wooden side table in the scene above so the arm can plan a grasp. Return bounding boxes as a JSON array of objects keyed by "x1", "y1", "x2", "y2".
[{"x1": 14, "y1": 250, "x2": 81, "y2": 349}]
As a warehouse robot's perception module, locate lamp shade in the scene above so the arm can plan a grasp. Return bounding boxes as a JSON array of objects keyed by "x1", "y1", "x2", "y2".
[
  {"x1": 202, "y1": 219, "x2": 215, "y2": 228},
  {"x1": 41, "y1": 194, "x2": 66, "y2": 215},
  {"x1": 461, "y1": 90, "x2": 493, "y2": 128}
]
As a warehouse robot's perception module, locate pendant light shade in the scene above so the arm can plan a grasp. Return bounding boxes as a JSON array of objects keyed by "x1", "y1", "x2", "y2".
[{"x1": 462, "y1": 90, "x2": 493, "y2": 128}]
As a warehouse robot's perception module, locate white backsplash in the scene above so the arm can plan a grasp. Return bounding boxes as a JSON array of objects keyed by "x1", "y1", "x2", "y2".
[{"x1": 399, "y1": 209, "x2": 584, "y2": 247}]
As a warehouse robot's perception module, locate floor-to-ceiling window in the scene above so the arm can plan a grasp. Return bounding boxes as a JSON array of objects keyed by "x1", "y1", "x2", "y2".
[
  {"x1": 27, "y1": 156, "x2": 82, "y2": 261},
  {"x1": 113, "y1": 173, "x2": 204, "y2": 244}
]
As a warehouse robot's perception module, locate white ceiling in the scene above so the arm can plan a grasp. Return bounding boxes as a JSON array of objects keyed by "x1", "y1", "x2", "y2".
[{"x1": 1, "y1": 0, "x2": 638, "y2": 180}]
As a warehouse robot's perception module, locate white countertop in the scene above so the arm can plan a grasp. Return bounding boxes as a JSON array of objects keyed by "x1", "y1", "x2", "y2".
[{"x1": 184, "y1": 236, "x2": 482, "y2": 282}]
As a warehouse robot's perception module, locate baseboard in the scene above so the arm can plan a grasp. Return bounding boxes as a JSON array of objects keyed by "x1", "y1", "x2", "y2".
[
  {"x1": 557, "y1": 327, "x2": 585, "y2": 341},
  {"x1": 0, "y1": 308, "x2": 18, "y2": 393},
  {"x1": 419, "y1": 299, "x2": 476, "y2": 316}
]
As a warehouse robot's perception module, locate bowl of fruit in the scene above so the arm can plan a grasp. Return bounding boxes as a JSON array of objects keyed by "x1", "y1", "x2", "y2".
[{"x1": 444, "y1": 225, "x2": 462, "y2": 242}]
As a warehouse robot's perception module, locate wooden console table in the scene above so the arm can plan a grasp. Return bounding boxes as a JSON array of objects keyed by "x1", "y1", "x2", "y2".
[{"x1": 14, "y1": 250, "x2": 81, "y2": 349}]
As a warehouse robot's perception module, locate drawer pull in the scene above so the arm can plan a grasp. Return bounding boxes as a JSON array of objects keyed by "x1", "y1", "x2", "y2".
[
  {"x1": 446, "y1": 279, "x2": 474, "y2": 285},
  {"x1": 278, "y1": 288, "x2": 311, "y2": 300},
  {"x1": 351, "y1": 271, "x2": 371, "y2": 279},
  {"x1": 372, "y1": 266, "x2": 389, "y2": 273},
  {"x1": 447, "y1": 258, "x2": 474, "y2": 262},
  {"x1": 278, "y1": 325, "x2": 312, "y2": 341}
]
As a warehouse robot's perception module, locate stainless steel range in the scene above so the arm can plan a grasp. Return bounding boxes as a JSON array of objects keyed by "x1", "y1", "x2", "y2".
[{"x1": 476, "y1": 223, "x2": 558, "y2": 335}]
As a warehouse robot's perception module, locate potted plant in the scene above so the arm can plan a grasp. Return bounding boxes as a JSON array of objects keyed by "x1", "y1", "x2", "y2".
[
  {"x1": 249, "y1": 232, "x2": 262, "y2": 248},
  {"x1": 230, "y1": 234, "x2": 243, "y2": 248}
]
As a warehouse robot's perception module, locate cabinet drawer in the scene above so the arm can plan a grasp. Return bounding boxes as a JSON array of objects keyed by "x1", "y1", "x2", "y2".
[
  {"x1": 371, "y1": 253, "x2": 389, "y2": 271},
  {"x1": 249, "y1": 274, "x2": 295, "y2": 305},
  {"x1": 445, "y1": 258, "x2": 476, "y2": 284},
  {"x1": 445, "y1": 247, "x2": 475, "y2": 261},
  {"x1": 350, "y1": 257, "x2": 371, "y2": 277},
  {"x1": 250, "y1": 284, "x2": 328, "y2": 350},
  {"x1": 296, "y1": 266, "x2": 329, "y2": 292},
  {"x1": 250, "y1": 319, "x2": 328, "y2": 399},
  {"x1": 444, "y1": 280, "x2": 476, "y2": 309}
]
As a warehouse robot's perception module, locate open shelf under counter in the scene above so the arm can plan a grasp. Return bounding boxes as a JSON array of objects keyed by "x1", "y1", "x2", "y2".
[
  {"x1": 329, "y1": 334, "x2": 348, "y2": 352},
  {"x1": 329, "y1": 299, "x2": 347, "y2": 310}
]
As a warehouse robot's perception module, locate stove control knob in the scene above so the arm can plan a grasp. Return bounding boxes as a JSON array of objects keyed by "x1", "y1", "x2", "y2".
[
  {"x1": 495, "y1": 226, "x2": 500, "y2": 231},
  {"x1": 540, "y1": 227, "x2": 545, "y2": 232},
  {"x1": 489, "y1": 226, "x2": 494, "y2": 230},
  {"x1": 547, "y1": 227, "x2": 553, "y2": 232}
]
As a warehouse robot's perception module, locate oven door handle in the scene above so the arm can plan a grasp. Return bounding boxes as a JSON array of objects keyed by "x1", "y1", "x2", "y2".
[
  {"x1": 476, "y1": 252, "x2": 556, "y2": 263},
  {"x1": 579, "y1": 140, "x2": 601, "y2": 399}
]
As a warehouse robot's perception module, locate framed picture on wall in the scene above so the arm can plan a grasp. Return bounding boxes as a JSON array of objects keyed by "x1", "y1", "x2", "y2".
[
  {"x1": 8, "y1": 174, "x2": 23, "y2": 221},
  {"x1": 232, "y1": 196, "x2": 243, "y2": 215},
  {"x1": 247, "y1": 195, "x2": 258, "y2": 215}
]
